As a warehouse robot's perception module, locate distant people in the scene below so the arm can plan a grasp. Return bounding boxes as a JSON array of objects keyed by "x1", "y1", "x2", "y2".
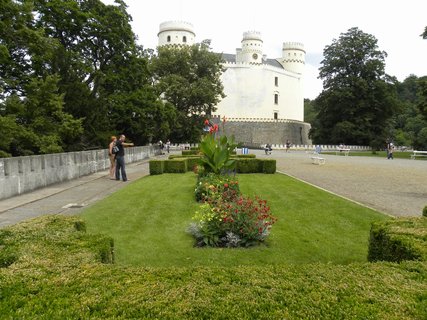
[
  {"x1": 315, "y1": 145, "x2": 322, "y2": 154},
  {"x1": 158, "y1": 140, "x2": 164, "y2": 154},
  {"x1": 387, "y1": 142, "x2": 394, "y2": 160},
  {"x1": 115, "y1": 134, "x2": 134, "y2": 181},
  {"x1": 285, "y1": 140, "x2": 291, "y2": 152},
  {"x1": 265, "y1": 144, "x2": 272, "y2": 155},
  {"x1": 166, "y1": 139, "x2": 171, "y2": 153},
  {"x1": 108, "y1": 136, "x2": 117, "y2": 179}
]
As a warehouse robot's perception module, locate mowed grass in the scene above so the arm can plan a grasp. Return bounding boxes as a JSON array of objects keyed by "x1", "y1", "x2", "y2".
[
  {"x1": 81, "y1": 173, "x2": 389, "y2": 267},
  {"x1": 323, "y1": 150, "x2": 418, "y2": 159}
]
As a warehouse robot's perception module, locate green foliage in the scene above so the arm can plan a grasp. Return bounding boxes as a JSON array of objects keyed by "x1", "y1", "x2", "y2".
[
  {"x1": 185, "y1": 157, "x2": 200, "y2": 172},
  {"x1": 1, "y1": 214, "x2": 426, "y2": 319},
  {"x1": 164, "y1": 159, "x2": 188, "y2": 173},
  {"x1": 149, "y1": 160, "x2": 164, "y2": 175},
  {"x1": 199, "y1": 134, "x2": 237, "y2": 174},
  {"x1": 304, "y1": 98, "x2": 317, "y2": 124},
  {"x1": 182, "y1": 150, "x2": 199, "y2": 156},
  {"x1": 189, "y1": 195, "x2": 277, "y2": 247},
  {"x1": 232, "y1": 154, "x2": 256, "y2": 158},
  {"x1": 423, "y1": 206, "x2": 427, "y2": 217},
  {"x1": 261, "y1": 159, "x2": 277, "y2": 173},
  {"x1": 0, "y1": 75, "x2": 83, "y2": 156},
  {"x1": 150, "y1": 43, "x2": 225, "y2": 141},
  {"x1": 0, "y1": 0, "x2": 174, "y2": 152},
  {"x1": 194, "y1": 173, "x2": 240, "y2": 202},
  {"x1": 190, "y1": 172, "x2": 275, "y2": 247},
  {"x1": 310, "y1": 27, "x2": 399, "y2": 146},
  {"x1": 236, "y1": 158, "x2": 263, "y2": 173},
  {"x1": 368, "y1": 218, "x2": 427, "y2": 262}
]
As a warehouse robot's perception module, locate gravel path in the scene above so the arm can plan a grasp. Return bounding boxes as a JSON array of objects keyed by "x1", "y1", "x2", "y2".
[{"x1": 254, "y1": 150, "x2": 427, "y2": 217}]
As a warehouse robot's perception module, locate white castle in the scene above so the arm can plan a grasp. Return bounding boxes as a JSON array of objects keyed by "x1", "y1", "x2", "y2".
[{"x1": 158, "y1": 21, "x2": 311, "y2": 145}]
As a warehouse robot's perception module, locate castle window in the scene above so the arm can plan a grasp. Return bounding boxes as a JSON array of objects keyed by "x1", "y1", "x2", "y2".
[
  {"x1": 183, "y1": 36, "x2": 187, "y2": 43},
  {"x1": 274, "y1": 94, "x2": 278, "y2": 105},
  {"x1": 275, "y1": 77, "x2": 278, "y2": 86},
  {"x1": 274, "y1": 112, "x2": 278, "y2": 120},
  {"x1": 167, "y1": 35, "x2": 171, "y2": 42}
]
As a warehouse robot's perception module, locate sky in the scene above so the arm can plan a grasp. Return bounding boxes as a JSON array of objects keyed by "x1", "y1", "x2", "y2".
[{"x1": 102, "y1": 0, "x2": 427, "y2": 99}]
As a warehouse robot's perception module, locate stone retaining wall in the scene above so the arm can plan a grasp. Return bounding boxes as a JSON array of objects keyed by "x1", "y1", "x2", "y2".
[{"x1": 0, "y1": 146, "x2": 159, "y2": 200}]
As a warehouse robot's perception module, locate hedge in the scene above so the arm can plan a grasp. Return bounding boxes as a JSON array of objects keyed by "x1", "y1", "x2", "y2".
[
  {"x1": 150, "y1": 157, "x2": 277, "y2": 175},
  {"x1": 149, "y1": 159, "x2": 164, "y2": 175},
  {"x1": 182, "y1": 150, "x2": 199, "y2": 156},
  {"x1": 368, "y1": 217, "x2": 427, "y2": 262},
  {"x1": 164, "y1": 159, "x2": 188, "y2": 173},
  {"x1": 0, "y1": 215, "x2": 426, "y2": 319}
]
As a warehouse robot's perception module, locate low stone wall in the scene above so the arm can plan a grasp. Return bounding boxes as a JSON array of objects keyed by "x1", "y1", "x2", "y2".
[{"x1": 0, "y1": 146, "x2": 159, "y2": 201}]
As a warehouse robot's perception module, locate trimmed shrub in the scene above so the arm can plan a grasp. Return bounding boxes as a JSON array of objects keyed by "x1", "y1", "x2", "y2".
[
  {"x1": 423, "y1": 205, "x2": 427, "y2": 217},
  {"x1": 190, "y1": 146, "x2": 199, "y2": 151},
  {"x1": 262, "y1": 159, "x2": 276, "y2": 173},
  {"x1": 168, "y1": 155, "x2": 200, "y2": 160},
  {"x1": 236, "y1": 158, "x2": 263, "y2": 173},
  {"x1": 186, "y1": 157, "x2": 200, "y2": 172},
  {"x1": 232, "y1": 154, "x2": 256, "y2": 159},
  {"x1": 164, "y1": 159, "x2": 187, "y2": 173},
  {"x1": 149, "y1": 160, "x2": 164, "y2": 175},
  {"x1": 182, "y1": 150, "x2": 199, "y2": 156},
  {"x1": 368, "y1": 218, "x2": 427, "y2": 262}
]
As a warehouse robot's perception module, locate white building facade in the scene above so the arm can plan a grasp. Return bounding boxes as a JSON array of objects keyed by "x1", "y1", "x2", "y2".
[
  {"x1": 215, "y1": 32, "x2": 305, "y2": 122},
  {"x1": 158, "y1": 21, "x2": 311, "y2": 145}
]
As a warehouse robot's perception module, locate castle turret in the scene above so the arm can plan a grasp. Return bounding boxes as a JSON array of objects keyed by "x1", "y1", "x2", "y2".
[
  {"x1": 158, "y1": 21, "x2": 195, "y2": 47},
  {"x1": 279, "y1": 42, "x2": 305, "y2": 74},
  {"x1": 236, "y1": 31, "x2": 263, "y2": 64}
]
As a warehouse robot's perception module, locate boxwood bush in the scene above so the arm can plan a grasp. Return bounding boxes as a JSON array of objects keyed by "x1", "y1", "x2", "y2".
[
  {"x1": 235, "y1": 158, "x2": 263, "y2": 173},
  {"x1": 368, "y1": 217, "x2": 427, "y2": 262},
  {"x1": 149, "y1": 160, "x2": 164, "y2": 175},
  {"x1": 164, "y1": 159, "x2": 188, "y2": 173},
  {"x1": 262, "y1": 159, "x2": 276, "y2": 173},
  {"x1": 0, "y1": 215, "x2": 426, "y2": 319},
  {"x1": 182, "y1": 150, "x2": 199, "y2": 156}
]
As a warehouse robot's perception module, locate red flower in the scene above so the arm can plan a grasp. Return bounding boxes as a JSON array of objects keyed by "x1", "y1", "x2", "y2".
[
  {"x1": 224, "y1": 183, "x2": 229, "y2": 188},
  {"x1": 204, "y1": 119, "x2": 210, "y2": 125}
]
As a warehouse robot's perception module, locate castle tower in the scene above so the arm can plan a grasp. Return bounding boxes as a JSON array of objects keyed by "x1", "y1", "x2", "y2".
[
  {"x1": 279, "y1": 42, "x2": 305, "y2": 74},
  {"x1": 157, "y1": 21, "x2": 195, "y2": 47},
  {"x1": 236, "y1": 31, "x2": 263, "y2": 64}
]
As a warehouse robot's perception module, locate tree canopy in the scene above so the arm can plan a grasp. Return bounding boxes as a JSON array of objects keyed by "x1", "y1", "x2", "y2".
[
  {"x1": 310, "y1": 27, "x2": 399, "y2": 148},
  {"x1": 150, "y1": 41, "x2": 225, "y2": 142}
]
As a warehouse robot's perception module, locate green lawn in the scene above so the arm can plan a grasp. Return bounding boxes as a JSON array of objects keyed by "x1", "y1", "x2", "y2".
[
  {"x1": 323, "y1": 150, "x2": 417, "y2": 159},
  {"x1": 81, "y1": 173, "x2": 388, "y2": 267}
]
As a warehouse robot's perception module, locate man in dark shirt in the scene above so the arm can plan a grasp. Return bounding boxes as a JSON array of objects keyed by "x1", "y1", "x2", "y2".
[{"x1": 115, "y1": 134, "x2": 134, "y2": 181}]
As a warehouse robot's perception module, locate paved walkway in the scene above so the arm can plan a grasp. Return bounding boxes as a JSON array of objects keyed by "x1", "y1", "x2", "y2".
[
  {"x1": 255, "y1": 149, "x2": 427, "y2": 217},
  {"x1": 0, "y1": 150, "x2": 426, "y2": 228}
]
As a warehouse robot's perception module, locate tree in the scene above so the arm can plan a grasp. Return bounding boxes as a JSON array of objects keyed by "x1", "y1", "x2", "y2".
[
  {"x1": 0, "y1": 75, "x2": 83, "y2": 156},
  {"x1": 310, "y1": 27, "x2": 399, "y2": 148},
  {"x1": 303, "y1": 98, "x2": 317, "y2": 124},
  {"x1": 150, "y1": 41, "x2": 225, "y2": 142}
]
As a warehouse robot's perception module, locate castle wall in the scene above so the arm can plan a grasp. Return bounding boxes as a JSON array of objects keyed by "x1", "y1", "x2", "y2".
[
  {"x1": 212, "y1": 119, "x2": 312, "y2": 146},
  {"x1": 214, "y1": 63, "x2": 303, "y2": 121}
]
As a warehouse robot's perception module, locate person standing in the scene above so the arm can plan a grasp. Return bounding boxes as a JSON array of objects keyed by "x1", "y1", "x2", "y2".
[
  {"x1": 115, "y1": 134, "x2": 134, "y2": 181},
  {"x1": 285, "y1": 140, "x2": 291, "y2": 152},
  {"x1": 108, "y1": 136, "x2": 117, "y2": 179},
  {"x1": 166, "y1": 139, "x2": 171, "y2": 153},
  {"x1": 387, "y1": 142, "x2": 394, "y2": 160}
]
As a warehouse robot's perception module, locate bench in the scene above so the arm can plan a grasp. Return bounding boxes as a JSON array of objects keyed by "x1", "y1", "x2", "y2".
[
  {"x1": 335, "y1": 148, "x2": 350, "y2": 156},
  {"x1": 311, "y1": 156, "x2": 325, "y2": 165},
  {"x1": 411, "y1": 150, "x2": 427, "y2": 159}
]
